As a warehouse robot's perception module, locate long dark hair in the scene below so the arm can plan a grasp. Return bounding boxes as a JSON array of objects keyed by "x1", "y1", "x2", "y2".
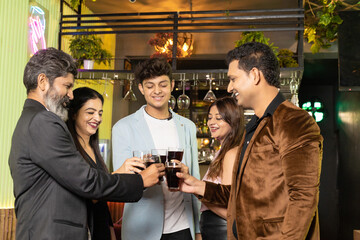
[
  {"x1": 66, "y1": 87, "x2": 108, "y2": 172},
  {"x1": 206, "y1": 96, "x2": 244, "y2": 180}
]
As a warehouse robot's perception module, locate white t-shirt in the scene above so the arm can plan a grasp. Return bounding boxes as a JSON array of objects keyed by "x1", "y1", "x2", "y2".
[{"x1": 143, "y1": 108, "x2": 190, "y2": 234}]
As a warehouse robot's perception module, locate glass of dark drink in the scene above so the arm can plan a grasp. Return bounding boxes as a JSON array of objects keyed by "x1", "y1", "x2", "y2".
[
  {"x1": 132, "y1": 150, "x2": 149, "y2": 171},
  {"x1": 167, "y1": 147, "x2": 184, "y2": 162},
  {"x1": 145, "y1": 155, "x2": 163, "y2": 181},
  {"x1": 144, "y1": 155, "x2": 160, "y2": 167},
  {"x1": 165, "y1": 161, "x2": 182, "y2": 191},
  {"x1": 151, "y1": 149, "x2": 167, "y2": 164}
]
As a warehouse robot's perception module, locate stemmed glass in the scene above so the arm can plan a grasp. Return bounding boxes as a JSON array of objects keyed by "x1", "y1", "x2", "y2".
[
  {"x1": 103, "y1": 80, "x2": 109, "y2": 98},
  {"x1": 203, "y1": 74, "x2": 217, "y2": 102},
  {"x1": 290, "y1": 71, "x2": 300, "y2": 107},
  {"x1": 101, "y1": 73, "x2": 110, "y2": 98},
  {"x1": 168, "y1": 94, "x2": 176, "y2": 110},
  {"x1": 177, "y1": 73, "x2": 190, "y2": 110},
  {"x1": 124, "y1": 74, "x2": 137, "y2": 101}
]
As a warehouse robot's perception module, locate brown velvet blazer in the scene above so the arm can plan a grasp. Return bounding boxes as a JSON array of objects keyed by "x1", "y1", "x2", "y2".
[{"x1": 202, "y1": 100, "x2": 323, "y2": 240}]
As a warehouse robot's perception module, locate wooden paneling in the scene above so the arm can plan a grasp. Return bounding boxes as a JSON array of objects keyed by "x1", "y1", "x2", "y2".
[{"x1": 0, "y1": 209, "x2": 16, "y2": 240}]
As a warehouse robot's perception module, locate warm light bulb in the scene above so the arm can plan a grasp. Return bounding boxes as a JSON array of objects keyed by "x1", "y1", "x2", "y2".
[{"x1": 182, "y1": 43, "x2": 189, "y2": 52}]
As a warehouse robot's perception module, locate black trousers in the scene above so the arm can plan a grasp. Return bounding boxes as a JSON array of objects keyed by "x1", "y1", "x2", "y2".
[
  {"x1": 161, "y1": 228, "x2": 192, "y2": 240},
  {"x1": 200, "y1": 210, "x2": 227, "y2": 240}
]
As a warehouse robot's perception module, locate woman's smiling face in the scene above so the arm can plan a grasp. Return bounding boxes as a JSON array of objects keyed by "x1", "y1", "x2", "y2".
[
  {"x1": 74, "y1": 98, "x2": 103, "y2": 139},
  {"x1": 207, "y1": 105, "x2": 231, "y2": 142}
]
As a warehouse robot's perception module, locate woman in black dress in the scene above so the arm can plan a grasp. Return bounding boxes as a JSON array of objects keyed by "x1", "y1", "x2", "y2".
[
  {"x1": 67, "y1": 87, "x2": 116, "y2": 240},
  {"x1": 200, "y1": 97, "x2": 244, "y2": 240}
]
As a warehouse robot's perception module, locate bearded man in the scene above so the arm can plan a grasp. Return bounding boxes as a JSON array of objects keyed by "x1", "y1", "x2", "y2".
[{"x1": 8, "y1": 48, "x2": 164, "y2": 240}]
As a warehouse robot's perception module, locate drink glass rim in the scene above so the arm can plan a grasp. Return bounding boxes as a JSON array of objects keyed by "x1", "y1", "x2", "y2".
[
  {"x1": 165, "y1": 161, "x2": 180, "y2": 167},
  {"x1": 151, "y1": 149, "x2": 168, "y2": 154},
  {"x1": 133, "y1": 150, "x2": 150, "y2": 159},
  {"x1": 168, "y1": 147, "x2": 184, "y2": 151}
]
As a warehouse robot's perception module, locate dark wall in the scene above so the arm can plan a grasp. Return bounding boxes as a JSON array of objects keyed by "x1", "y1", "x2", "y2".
[
  {"x1": 301, "y1": 57, "x2": 360, "y2": 239},
  {"x1": 338, "y1": 11, "x2": 360, "y2": 89},
  {"x1": 337, "y1": 91, "x2": 360, "y2": 239},
  {"x1": 299, "y1": 59, "x2": 339, "y2": 240}
]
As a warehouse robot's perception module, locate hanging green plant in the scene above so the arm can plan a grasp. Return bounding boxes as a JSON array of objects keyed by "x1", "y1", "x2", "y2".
[
  {"x1": 234, "y1": 28, "x2": 299, "y2": 68},
  {"x1": 69, "y1": 0, "x2": 82, "y2": 11},
  {"x1": 69, "y1": 32, "x2": 112, "y2": 68},
  {"x1": 304, "y1": 0, "x2": 360, "y2": 53},
  {"x1": 278, "y1": 49, "x2": 299, "y2": 68},
  {"x1": 235, "y1": 28, "x2": 279, "y2": 55}
]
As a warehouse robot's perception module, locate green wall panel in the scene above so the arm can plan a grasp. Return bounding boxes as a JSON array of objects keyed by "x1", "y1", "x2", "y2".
[
  {"x1": 0, "y1": 0, "x2": 61, "y2": 208},
  {"x1": 0, "y1": 0, "x2": 29, "y2": 208},
  {"x1": 0, "y1": 0, "x2": 114, "y2": 208}
]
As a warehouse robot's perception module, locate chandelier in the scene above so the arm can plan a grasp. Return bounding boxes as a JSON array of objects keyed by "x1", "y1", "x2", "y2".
[{"x1": 148, "y1": 32, "x2": 194, "y2": 59}]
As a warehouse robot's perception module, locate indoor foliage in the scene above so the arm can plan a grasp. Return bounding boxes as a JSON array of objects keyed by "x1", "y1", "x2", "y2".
[
  {"x1": 69, "y1": 0, "x2": 81, "y2": 10},
  {"x1": 304, "y1": 0, "x2": 360, "y2": 53},
  {"x1": 69, "y1": 33, "x2": 112, "y2": 68},
  {"x1": 235, "y1": 29, "x2": 299, "y2": 68}
]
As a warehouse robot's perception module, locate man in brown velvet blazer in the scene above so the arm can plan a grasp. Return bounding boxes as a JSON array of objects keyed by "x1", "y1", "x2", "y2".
[{"x1": 179, "y1": 42, "x2": 323, "y2": 240}]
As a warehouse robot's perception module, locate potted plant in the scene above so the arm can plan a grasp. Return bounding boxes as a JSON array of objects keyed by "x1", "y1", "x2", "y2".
[{"x1": 69, "y1": 33, "x2": 112, "y2": 69}]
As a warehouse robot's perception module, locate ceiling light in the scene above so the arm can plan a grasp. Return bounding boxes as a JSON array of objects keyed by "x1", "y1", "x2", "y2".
[{"x1": 148, "y1": 33, "x2": 194, "y2": 59}]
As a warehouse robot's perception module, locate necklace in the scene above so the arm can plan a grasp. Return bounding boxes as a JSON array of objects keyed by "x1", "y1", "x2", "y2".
[{"x1": 144, "y1": 108, "x2": 172, "y2": 120}]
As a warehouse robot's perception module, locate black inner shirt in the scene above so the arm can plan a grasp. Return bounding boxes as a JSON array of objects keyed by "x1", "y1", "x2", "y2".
[{"x1": 232, "y1": 92, "x2": 285, "y2": 239}]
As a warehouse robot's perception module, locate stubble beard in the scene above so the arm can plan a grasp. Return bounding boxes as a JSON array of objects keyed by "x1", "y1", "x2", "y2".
[{"x1": 44, "y1": 88, "x2": 70, "y2": 122}]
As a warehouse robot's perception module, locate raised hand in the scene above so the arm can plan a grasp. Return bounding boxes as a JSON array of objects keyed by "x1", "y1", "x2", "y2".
[
  {"x1": 176, "y1": 164, "x2": 205, "y2": 196},
  {"x1": 113, "y1": 157, "x2": 145, "y2": 174},
  {"x1": 140, "y1": 163, "x2": 165, "y2": 188}
]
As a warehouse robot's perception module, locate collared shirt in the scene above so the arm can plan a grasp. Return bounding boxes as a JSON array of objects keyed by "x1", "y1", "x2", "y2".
[{"x1": 233, "y1": 91, "x2": 286, "y2": 239}]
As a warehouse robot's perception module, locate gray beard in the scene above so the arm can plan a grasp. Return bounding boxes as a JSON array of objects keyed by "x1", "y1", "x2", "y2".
[{"x1": 44, "y1": 90, "x2": 69, "y2": 122}]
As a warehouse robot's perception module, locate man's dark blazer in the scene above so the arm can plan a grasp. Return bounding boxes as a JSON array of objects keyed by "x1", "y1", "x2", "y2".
[{"x1": 8, "y1": 99, "x2": 144, "y2": 240}]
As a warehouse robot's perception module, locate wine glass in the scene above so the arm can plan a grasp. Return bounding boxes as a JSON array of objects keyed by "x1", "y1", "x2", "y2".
[
  {"x1": 177, "y1": 74, "x2": 190, "y2": 109},
  {"x1": 168, "y1": 95, "x2": 176, "y2": 110},
  {"x1": 101, "y1": 73, "x2": 110, "y2": 98},
  {"x1": 203, "y1": 74, "x2": 217, "y2": 102},
  {"x1": 102, "y1": 80, "x2": 109, "y2": 98},
  {"x1": 289, "y1": 71, "x2": 300, "y2": 107},
  {"x1": 124, "y1": 74, "x2": 137, "y2": 101}
]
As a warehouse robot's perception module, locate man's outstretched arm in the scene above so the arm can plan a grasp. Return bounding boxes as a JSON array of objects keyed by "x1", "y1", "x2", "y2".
[{"x1": 177, "y1": 165, "x2": 231, "y2": 208}]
